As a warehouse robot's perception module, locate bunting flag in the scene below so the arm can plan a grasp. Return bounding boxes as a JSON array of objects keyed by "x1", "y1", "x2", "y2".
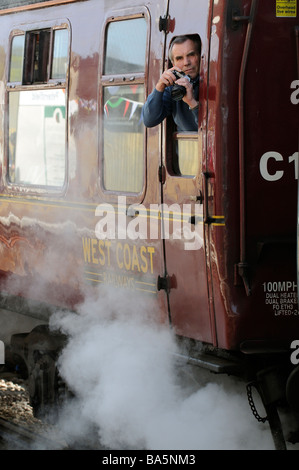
[{"x1": 104, "y1": 96, "x2": 143, "y2": 120}]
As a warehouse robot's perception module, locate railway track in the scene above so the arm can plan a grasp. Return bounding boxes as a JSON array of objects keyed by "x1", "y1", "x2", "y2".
[
  {"x1": 0, "y1": 416, "x2": 69, "y2": 449},
  {"x1": 0, "y1": 370, "x2": 67, "y2": 449},
  {"x1": 0, "y1": 372, "x2": 108, "y2": 450}
]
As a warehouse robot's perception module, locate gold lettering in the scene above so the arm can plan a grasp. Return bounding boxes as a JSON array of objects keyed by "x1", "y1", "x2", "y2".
[
  {"x1": 140, "y1": 245, "x2": 148, "y2": 273},
  {"x1": 91, "y1": 238, "x2": 98, "y2": 264},
  {"x1": 82, "y1": 237, "x2": 91, "y2": 263},
  {"x1": 147, "y1": 247, "x2": 155, "y2": 274},
  {"x1": 105, "y1": 240, "x2": 111, "y2": 266},
  {"x1": 82, "y1": 238, "x2": 156, "y2": 275},
  {"x1": 98, "y1": 240, "x2": 105, "y2": 266},
  {"x1": 116, "y1": 242, "x2": 123, "y2": 269},
  {"x1": 131, "y1": 245, "x2": 141, "y2": 272},
  {"x1": 123, "y1": 243, "x2": 131, "y2": 270}
]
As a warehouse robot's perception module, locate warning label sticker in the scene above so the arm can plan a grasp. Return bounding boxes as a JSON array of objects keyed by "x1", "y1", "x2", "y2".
[
  {"x1": 263, "y1": 281, "x2": 298, "y2": 316},
  {"x1": 276, "y1": 0, "x2": 297, "y2": 17}
]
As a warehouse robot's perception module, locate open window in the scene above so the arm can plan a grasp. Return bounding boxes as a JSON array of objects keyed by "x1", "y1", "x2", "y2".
[
  {"x1": 7, "y1": 23, "x2": 69, "y2": 189},
  {"x1": 101, "y1": 12, "x2": 148, "y2": 195},
  {"x1": 166, "y1": 34, "x2": 202, "y2": 179}
]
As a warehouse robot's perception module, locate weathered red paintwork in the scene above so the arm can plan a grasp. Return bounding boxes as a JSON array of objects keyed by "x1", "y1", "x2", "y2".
[
  {"x1": 0, "y1": 0, "x2": 299, "y2": 450},
  {"x1": 0, "y1": 0, "x2": 298, "y2": 447},
  {"x1": 0, "y1": 0, "x2": 298, "y2": 350}
]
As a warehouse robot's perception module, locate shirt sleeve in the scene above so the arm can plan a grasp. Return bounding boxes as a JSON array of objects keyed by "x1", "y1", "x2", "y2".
[
  {"x1": 142, "y1": 88, "x2": 173, "y2": 128},
  {"x1": 190, "y1": 106, "x2": 199, "y2": 128}
]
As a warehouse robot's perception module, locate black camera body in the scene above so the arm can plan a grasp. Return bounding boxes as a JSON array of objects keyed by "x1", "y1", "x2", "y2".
[{"x1": 171, "y1": 70, "x2": 191, "y2": 101}]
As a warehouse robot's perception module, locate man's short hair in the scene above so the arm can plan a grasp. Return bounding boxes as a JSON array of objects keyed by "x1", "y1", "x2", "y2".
[{"x1": 168, "y1": 34, "x2": 201, "y2": 63}]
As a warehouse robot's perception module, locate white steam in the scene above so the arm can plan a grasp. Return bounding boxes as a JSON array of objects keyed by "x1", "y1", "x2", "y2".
[{"x1": 50, "y1": 288, "x2": 274, "y2": 450}]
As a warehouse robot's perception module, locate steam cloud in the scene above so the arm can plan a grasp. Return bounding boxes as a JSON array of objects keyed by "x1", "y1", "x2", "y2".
[{"x1": 50, "y1": 287, "x2": 275, "y2": 450}]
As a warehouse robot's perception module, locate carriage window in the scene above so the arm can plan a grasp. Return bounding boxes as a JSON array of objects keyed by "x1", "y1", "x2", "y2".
[
  {"x1": 166, "y1": 34, "x2": 201, "y2": 178},
  {"x1": 52, "y1": 29, "x2": 68, "y2": 79},
  {"x1": 7, "y1": 26, "x2": 69, "y2": 188},
  {"x1": 9, "y1": 90, "x2": 66, "y2": 186},
  {"x1": 172, "y1": 133, "x2": 201, "y2": 177},
  {"x1": 102, "y1": 15, "x2": 147, "y2": 194},
  {"x1": 9, "y1": 35, "x2": 24, "y2": 83},
  {"x1": 104, "y1": 18, "x2": 147, "y2": 74},
  {"x1": 103, "y1": 85, "x2": 144, "y2": 192}
]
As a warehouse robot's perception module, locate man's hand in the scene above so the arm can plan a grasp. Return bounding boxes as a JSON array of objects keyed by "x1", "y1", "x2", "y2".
[
  {"x1": 155, "y1": 67, "x2": 180, "y2": 92},
  {"x1": 156, "y1": 67, "x2": 198, "y2": 109},
  {"x1": 175, "y1": 75, "x2": 198, "y2": 109}
]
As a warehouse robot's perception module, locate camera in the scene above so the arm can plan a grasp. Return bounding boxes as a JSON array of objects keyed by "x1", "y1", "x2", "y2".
[{"x1": 171, "y1": 70, "x2": 191, "y2": 101}]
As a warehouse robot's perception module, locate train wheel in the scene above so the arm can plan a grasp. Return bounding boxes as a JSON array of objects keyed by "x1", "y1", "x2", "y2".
[
  {"x1": 11, "y1": 325, "x2": 67, "y2": 422},
  {"x1": 28, "y1": 350, "x2": 58, "y2": 420}
]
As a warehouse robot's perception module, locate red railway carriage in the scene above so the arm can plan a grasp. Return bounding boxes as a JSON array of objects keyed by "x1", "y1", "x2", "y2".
[{"x1": 0, "y1": 0, "x2": 298, "y2": 449}]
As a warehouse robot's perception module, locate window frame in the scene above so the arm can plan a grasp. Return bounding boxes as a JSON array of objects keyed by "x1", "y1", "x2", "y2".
[
  {"x1": 170, "y1": 131, "x2": 200, "y2": 178},
  {"x1": 5, "y1": 18, "x2": 70, "y2": 196},
  {"x1": 98, "y1": 8, "x2": 150, "y2": 204},
  {"x1": 164, "y1": 33, "x2": 202, "y2": 181}
]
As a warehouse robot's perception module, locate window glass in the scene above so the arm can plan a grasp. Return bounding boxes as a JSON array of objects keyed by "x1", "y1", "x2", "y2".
[
  {"x1": 173, "y1": 133, "x2": 200, "y2": 177},
  {"x1": 9, "y1": 35, "x2": 25, "y2": 82},
  {"x1": 103, "y1": 85, "x2": 144, "y2": 192},
  {"x1": 51, "y1": 29, "x2": 68, "y2": 79},
  {"x1": 8, "y1": 89, "x2": 66, "y2": 187},
  {"x1": 104, "y1": 18, "x2": 147, "y2": 74},
  {"x1": 7, "y1": 25, "x2": 69, "y2": 190}
]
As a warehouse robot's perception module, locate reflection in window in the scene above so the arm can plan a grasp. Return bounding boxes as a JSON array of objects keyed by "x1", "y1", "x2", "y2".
[
  {"x1": 9, "y1": 27, "x2": 68, "y2": 84},
  {"x1": 9, "y1": 89, "x2": 66, "y2": 187},
  {"x1": 103, "y1": 85, "x2": 144, "y2": 192},
  {"x1": 51, "y1": 29, "x2": 68, "y2": 79},
  {"x1": 7, "y1": 26, "x2": 69, "y2": 190},
  {"x1": 10, "y1": 35, "x2": 25, "y2": 83},
  {"x1": 173, "y1": 133, "x2": 200, "y2": 177},
  {"x1": 104, "y1": 18, "x2": 147, "y2": 74},
  {"x1": 23, "y1": 30, "x2": 51, "y2": 84}
]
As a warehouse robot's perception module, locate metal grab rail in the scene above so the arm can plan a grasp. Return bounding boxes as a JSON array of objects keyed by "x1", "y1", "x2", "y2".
[{"x1": 236, "y1": 0, "x2": 259, "y2": 296}]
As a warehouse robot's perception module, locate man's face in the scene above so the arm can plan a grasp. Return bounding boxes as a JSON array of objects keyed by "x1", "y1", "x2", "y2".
[{"x1": 171, "y1": 39, "x2": 200, "y2": 79}]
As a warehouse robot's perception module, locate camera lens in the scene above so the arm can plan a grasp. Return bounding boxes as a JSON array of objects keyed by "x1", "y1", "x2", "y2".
[{"x1": 171, "y1": 84, "x2": 186, "y2": 101}]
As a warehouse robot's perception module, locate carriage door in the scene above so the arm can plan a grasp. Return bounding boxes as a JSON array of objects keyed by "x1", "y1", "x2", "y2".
[
  {"x1": 160, "y1": 126, "x2": 212, "y2": 343},
  {"x1": 159, "y1": 4, "x2": 212, "y2": 343}
]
